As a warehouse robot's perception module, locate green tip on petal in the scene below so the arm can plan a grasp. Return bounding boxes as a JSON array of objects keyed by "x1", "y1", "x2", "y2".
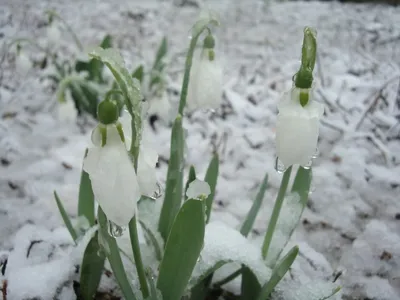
[
  {"x1": 203, "y1": 34, "x2": 215, "y2": 49},
  {"x1": 97, "y1": 100, "x2": 119, "y2": 125},
  {"x1": 299, "y1": 91, "x2": 309, "y2": 107},
  {"x1": 208, "y1": 49, "x2": 215, "y2": 61}
]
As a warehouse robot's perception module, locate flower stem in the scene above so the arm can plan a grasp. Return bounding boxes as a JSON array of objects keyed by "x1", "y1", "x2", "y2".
[
  {"x1": 262, "y1": 166, "x2": 292, "y2": 260},
  {"x1": 46, "y1": 10, "x2": 83, "y2": 51},
  {"x1": 294, "y1": 27, "x2": 317, "y2": 89},
  {"x1": 128, "y1": 216, "x2": 150, "y2": 298},
  {"x1": 178, "y1": 36, "x2": 200, "y2": 115}
]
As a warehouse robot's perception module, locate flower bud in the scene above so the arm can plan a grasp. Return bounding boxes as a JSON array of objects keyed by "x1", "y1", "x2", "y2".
[{"x1": 97, "y1": 100, "x2": 119, "y2": 125}]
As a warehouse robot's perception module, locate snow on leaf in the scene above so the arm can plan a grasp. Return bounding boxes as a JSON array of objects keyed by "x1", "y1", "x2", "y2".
[
  {"x1": 189, "y1": 221, "x2": 272, "y2": 289},
  {"x1": 272, "y1": 281, "x2": 342, "y2": 300},
  {"x1": 266, "y1": 193, "x2": 303, "y2": 267}
]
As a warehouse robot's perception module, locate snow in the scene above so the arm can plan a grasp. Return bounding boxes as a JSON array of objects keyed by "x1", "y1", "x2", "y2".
[{"x1": 1, "y1": 0, "x2": 400, "y2": 299}]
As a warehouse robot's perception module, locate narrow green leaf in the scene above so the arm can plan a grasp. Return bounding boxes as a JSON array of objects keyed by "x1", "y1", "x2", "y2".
[
  {"x1": 185, "y1": 165, "x2": 197, "y2": 200},
  {"x1": 152, "y1": 37, "x2": 168, "y2": 71},
  {"x1": 157, "y1": 199, "x2": 206, "y2": 300},
  {"x1": 291, "y1": 166, "x2": 312, "y2": 206},
  {"x1": 80, "y1": 231, "x2": 105, "y2": 300},
  {"x1": 100, "y1": 34, "x2": 112, "y2": 49},
  {"x1": 204, "y1": 153, "x2": 219, "y2": 223},
  {"x1": 256, "y1": 246, "x2": 299, "y2": 300},
  {"x1": 78, "y1": 149, "x2": 95, "y2": 226},
  {"x1": 139, "y1": 220, "x2": 162, "y2": 261},
  {"x1": 158, "y1": 115, "x2": 184, "y2": 241},
  {"x1": 262, "y1": 166, "x2": 292, "y2": 260},
  {"x1": 53, "y1": 191, "x2": 78, "y2": 242},
  {"x1": 146, "y1": 276, "x2": 164, "y2": 300},
  {"x1": 240, "y1": 173, "x2": 268, "y2": 237},
  {"x1": 189, "y1": 274, "x2": 212, "y2": 300},
  {"x1": 241, "y1": 267, "x2": 261, "y2": 300},
  {"x1": 97, "y1": 207, "x2": 136, "y2": 300},
  {"x1": 132, "y1": 65, "x2": 144, "y2": 83}
]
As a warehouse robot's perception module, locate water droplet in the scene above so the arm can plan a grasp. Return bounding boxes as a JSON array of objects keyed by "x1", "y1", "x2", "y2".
[
  {"x1": 274, "y1": 157, "x2": 287, "y2": 173},
  {"x1": 312, "y1": 148, "x2": 319, "y2": 159},
  {"x1": 302, "y1": 158, "x2": 313, "y2": 170},
  {"x1": 153, "y1": 182, "x2": 163, "y2": 199},
  {"x1": 308, "y1": 184, "x2": 316, "y2": 196},
  {"x1": 108, "y1": 221, "x2": 125, "y2": 238}
]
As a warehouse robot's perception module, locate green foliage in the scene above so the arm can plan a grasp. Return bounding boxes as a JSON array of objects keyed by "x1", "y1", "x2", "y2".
[
  {"x1": 80, "y1": 232, "x2": 105, "y2": 300},
  {"x1": 78, "y1": 149, "x2": 95, "y2": 226},
  {"x1": 53, "y1": 191, "x2": 78, "y2": 242},
  {"x1": 204, "y1": 153, "x2": 219, "y2": 223},
  {"x1": 157, "y1": 199, "x2": 206, "y2": 300},
  {"x1": 158, "y1": 115, "x2": 184, "y2": 241}
]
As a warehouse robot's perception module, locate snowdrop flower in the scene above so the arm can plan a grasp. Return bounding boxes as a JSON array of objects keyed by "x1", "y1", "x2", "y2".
[
  {"x1": 120, "y1": 111, "x2": 159, "y2": 197},
  {"x1": 15, "y1": 51, "x2": 32, "y2": 76},
  {"x1": 187, "y1": 34, "x2": 222, "y2": 111},
  {"x1": 186, "y1": 179, "x2": 210, "y2": 200},
  {"x1": 58, "y1": 91, "x2": 77, "y2": 122},
  {"x1": 46, "y1": 22, "x2": 61, "y2": 47},
  {"x1": 275, "y1": 86, "x2": 324, "y2": 168},
  {"x1": 83, "y1": 100, "x2": 141, "y2": 227}
]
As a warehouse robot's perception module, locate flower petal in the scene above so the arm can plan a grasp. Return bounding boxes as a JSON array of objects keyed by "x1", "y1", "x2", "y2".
[
  {"x1": 83, "y1": 143, "x2": 141, "y2": 226},
  {"x1": 186, "y1": 179, "x2": 211, "y2": 199}
]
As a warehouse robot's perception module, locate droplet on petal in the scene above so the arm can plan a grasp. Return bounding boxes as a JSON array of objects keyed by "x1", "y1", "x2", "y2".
[
  {"x1": 186, "y1": 179, "x2": 211, "y2": 199},
  {"x1": 312, "y1": 147, "x2": 319, "y2": 159},
  {"x1": 108, "y1": 220, "x2": 125, "y2": 238},
  {"x1": 302, "y1": 158, "x2": 313, "y2": 170},
  {"x1": 274, "y1": 157, "x2": 287, "y2": 174}
]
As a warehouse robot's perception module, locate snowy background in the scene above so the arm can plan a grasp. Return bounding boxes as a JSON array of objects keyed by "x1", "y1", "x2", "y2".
[{"x1": 1, "y1": 0, "x2": 400, "y2": 299}]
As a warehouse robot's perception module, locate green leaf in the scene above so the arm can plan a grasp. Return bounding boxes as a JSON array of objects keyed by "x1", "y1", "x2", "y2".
[
  {"x1": 89, "y1": 47, "x2": 143, "y2": 151},
  {"x1": 139, "y1": 220, "x2": 162, "y2": 261},
  {"x1": 80, "y1": 231, "x2": 105, "y2": 300},
  {"x1": 97, "y1": 207, "x2": 137, "y2": 300},
  {"x1": 256, "y1": 246, "x2": 299, "y2": 300},
  {"x1": 291, "y1": 167, "x2": 312, "y2": 206},
  {"x1": 204, "y1": 153, "x2": 219, "y2": 223},
  {"x1": 100, "y1": 34, "x2": 112, "y2": 49},
  {"x1": 146, "y1": 277, "x2": 164, "y2": 300},
  {"x1": 189, "y1": 274, "x2": 213, "y2": 300},
  {"x1": 265, "y1": 167, "x2": 312, "y2": 267},
  {"x1": 157, "y1": 199, "x2": 206, "y2": 300},
  {"x1": 53, "y1": 191, "x2": 78, "y2": 242},
  {"x1": 241, "y1": 267, "x2": 261, "y2": 300},
  {"x1": 185, "y1": 165, "x2": 197, "y2": 200},
  {"x1": 152, "y1": 37, "x2": 168, "y2": 71},
  {"x1": 78, "y1": 149, "x2": 95, "y2": 226},
  {"x1": 240, "y1": 173, "x2": 268, "y2": 237},
  {"x1": 132, "y1": 65, "x2": 144, "y2": 83},
  {"x1": 158, "y1": 115, "x2": 184, "y2": 241}
]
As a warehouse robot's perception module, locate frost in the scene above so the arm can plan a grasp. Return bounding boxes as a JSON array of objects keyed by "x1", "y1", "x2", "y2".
[
  {"x1": 266, "y1": 193, "x2": 303, "y2": 267},
  {"x1": 190, "y1": 221, "x2": 272, "y2": 288}
]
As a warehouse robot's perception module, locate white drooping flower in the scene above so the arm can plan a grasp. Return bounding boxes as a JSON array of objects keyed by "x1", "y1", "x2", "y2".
[
  {"x1": 46, "y1": 22, "x2": 61, "y2": 47},
  {"x1": 120, "y1": 111, "x2": 159, "y2": 197},
  {"x1": 15, "y1": 51, "x2": 32, "y2": 76},
  {"x1": 84, "y1": 125, "x2": 141, "y2": 227},
  {"x1": 187, "y1": 38, "x2": 222, "y2": 111},
  {"x1": 57, "y1": 91, "x2": 77, "y2": 122},
  {"x1": 275, "y1": 86, "x2": 324, "y2": 168},
  {"x1": 186, "y1": 179, "x2": 211, "y2": 200}
]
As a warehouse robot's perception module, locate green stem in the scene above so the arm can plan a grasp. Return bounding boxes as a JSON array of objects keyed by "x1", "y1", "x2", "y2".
[
  {"x1": 262, "y1": 166, "x2": 292, "y2": 259},
  {"x1": 129, "y1": 216, "x2": 150, "y2": 298},
  {"x1": 47, "y1": 10, "x2": 83, "y2": 51},
  {"x1": 294, "y1": 27, "x2": 317, "y2": 89},
  {"x1": 178, "y1": 37, "x2": 199, "y2": 115}
]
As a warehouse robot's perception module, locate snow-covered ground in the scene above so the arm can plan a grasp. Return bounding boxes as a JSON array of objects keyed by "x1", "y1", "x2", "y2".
[{"x1": 1, "y1": 0, "x2": 400, "y2": 299}]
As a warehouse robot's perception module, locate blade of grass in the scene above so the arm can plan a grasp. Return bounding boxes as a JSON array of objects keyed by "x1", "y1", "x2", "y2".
[
  {"x1": 158, "y1": 115, "x2": 184, "y2": 241},
  {"x1": 256, "y1": 246, "x2": 299, "y2": 300},
  {"x1": 54, "y1": 191, "x2": 78, "y2": 242},
  {"x1": 78, "y1": 149, "x2": 95, "y2": 226},
  {"x1": 262, "y1": 166, "x2": 292, "y2": 259},
  {"x1": 204, "y1": 153, "x2": 219, "y2": 223},
  {"x1": 240, "y1": 173, "x2": 268, "y2": 237},
  {"x1": 157, "y1": 199, "x2": 205, "y2": 300},
  {"x1": 80, "y1": 231, "x2": 105, "y2": 300},
  {"x1": 241, "y1": 266, "x2": 261, "y2": 300}
]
